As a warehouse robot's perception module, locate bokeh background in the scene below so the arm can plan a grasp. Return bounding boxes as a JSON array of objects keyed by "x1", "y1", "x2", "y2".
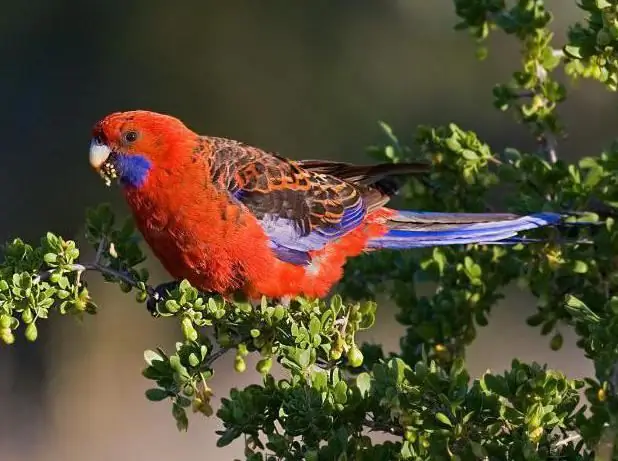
[{"x1": 0, "y1": 2, "x2": 615, "y2": 460}]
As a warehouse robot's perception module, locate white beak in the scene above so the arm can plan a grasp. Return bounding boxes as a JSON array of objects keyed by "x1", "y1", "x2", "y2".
[{"x1": 89, "y1": 139, "x2": 112, "y2": 169}]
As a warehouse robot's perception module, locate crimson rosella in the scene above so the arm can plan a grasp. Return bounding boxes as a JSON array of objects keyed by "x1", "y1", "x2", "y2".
[{"x1": 89, "y1": 110, "x2": 580, "y2": 303}]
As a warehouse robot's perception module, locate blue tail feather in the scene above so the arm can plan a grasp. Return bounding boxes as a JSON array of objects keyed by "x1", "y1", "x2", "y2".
[{"x1": 367, "y1": 211, "x2": 572, "y2": 249}]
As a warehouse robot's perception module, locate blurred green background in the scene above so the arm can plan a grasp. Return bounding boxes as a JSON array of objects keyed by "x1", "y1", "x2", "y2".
[{"x1": 0, "y1": 1, "x2": 614, "y2": 460}]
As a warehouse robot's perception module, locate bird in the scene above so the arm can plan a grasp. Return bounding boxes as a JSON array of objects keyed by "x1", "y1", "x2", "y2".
[{"x1": 88, "y1": 110, "x2": 584, "y2": 304}]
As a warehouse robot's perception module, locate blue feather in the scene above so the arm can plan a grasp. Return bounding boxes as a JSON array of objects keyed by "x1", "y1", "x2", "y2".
[
  {"x1": 367, "y1": 211, "x2": 563, "y2": 249},
  {"x1": 260, "y1": 202, "x2": 366, "y2": 264},
  {"x1": 115, "y1": 153, "x2": 152, "y2": 188},
  {"x1": 268, "y1": 242, "x2": 311, "y2": 265}
]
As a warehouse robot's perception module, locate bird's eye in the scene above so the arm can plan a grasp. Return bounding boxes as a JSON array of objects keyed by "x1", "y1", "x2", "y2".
[{"x1": 123, "y1": 130, "x2": 139, "y2": 143}]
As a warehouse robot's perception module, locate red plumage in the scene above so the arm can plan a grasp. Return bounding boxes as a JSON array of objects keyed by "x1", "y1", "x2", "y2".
[
  {"x1": 90, "y1": 111, "x2": 427, "y2": 301},
  {"x1": 92, "y1": 110, "x2": 556, "y2": 302}
]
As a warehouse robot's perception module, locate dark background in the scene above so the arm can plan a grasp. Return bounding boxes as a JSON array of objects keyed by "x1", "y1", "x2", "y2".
[{"x1": 0, "y1": 2, "x2": 612, "y2": 460}]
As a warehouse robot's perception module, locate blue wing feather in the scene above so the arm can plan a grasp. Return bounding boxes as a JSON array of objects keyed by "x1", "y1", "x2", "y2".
[
  {"x1": 367, "y1": 211, "x2": 563, "y2": 249},
  {"x1": 259, "y1": 200, "x2": 367, "y2": 264}
]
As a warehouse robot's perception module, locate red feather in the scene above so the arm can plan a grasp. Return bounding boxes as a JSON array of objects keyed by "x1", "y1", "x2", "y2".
[{"x1": 91, "y1": 111, "x2": 423, "y2": 300}]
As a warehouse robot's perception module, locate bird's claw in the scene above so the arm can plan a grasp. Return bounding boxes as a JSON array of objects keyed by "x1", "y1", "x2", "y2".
[
  {"x1": 146, "y1": 281, "x2": 181, "y2": 316},
  {"x1": 334, "y1": 310, "x2": 350, "y2": 336}
]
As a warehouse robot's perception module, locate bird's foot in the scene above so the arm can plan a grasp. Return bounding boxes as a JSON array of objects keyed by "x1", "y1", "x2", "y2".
[
  {"x1": 334, "y1": 309, "x2": 350, "y2": 336},
  {"x1": 278, "y1": 296, "x2": 292, "y2": 307},
  {"x1": 146, "y1": 281, "x2": 181, "y2": 316},
  {"x1": 240, "y1": 294, "x2": 292, "y2": 309}
]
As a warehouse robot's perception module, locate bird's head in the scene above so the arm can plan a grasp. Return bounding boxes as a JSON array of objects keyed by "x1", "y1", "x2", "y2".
[{"x1": 89, "y1": 110, "x2": 192, "y2": 188}]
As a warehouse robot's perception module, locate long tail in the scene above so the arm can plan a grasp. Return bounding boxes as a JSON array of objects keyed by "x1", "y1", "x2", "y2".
[{"x1": 367, "y1": 210, "x2": 584, "y2": 249}]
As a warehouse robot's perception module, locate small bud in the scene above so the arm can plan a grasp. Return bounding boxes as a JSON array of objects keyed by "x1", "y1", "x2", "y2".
[
  {"x1": 550, "y1": 333, "x2": 563, "y2": 351},
  {"x1": 404, "y1": 430, "x2": 416, "y2": 442},
  {"x1": 25, "y1": 323, "x2": 38, "y2": 342},
  {"x1": 256, "y1": 358, "x2": 272, "y2": 375},
  {"x1": 1, "y1": 328, "x2": 15, "y2": 345},
  {"x1": 347, "y1": 346, "x2": 364, "y2": 368},
  {"x1": 21, "y1": 308, "x2": 33, "y2": 324},
  {"x1": 237, "y1": 343, "x2": 249, "y2": 357},
  {"x1": 188, "y1": 353, "x2": 200, "y2": 367},
  {"x1": 183, "y1": 384, "x2": 195, "y2": 397},
  {"x1": 0, "y1": 315, "x2": 12, "y2": 329},
  {"x1": 119, "y1": 281, "x2": 132, "y2": 293},
  {"x1": 330, "y1": 348, "x2": 342, "y2": 361},
  {"x1": 234, "y1": 356, "x2": 246, "y2": 373},
  {"x1": 181, "y1": 317, "x2": 198, "y2": 341}
]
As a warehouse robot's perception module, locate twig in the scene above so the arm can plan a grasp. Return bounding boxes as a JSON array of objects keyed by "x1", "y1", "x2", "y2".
[
  {"x1": 508, "y1": 54, "x2": 561, "y2": 165},
  {"x1": 94, "y1": 237, "x2": 107, "y2": 265},
  {"x1": 204, "y1": 347, "x2": 231, "y2": 368},
  {"x1": 44, "y1": 248, "x2": 236, "y2": 371},
  {"x1": 540, "y1": 131, "x2": 558, "y2": 164},
  {"x1": 363, "y1": 418, "x2": 404, "y2": 436},
  {"x1": 534, "y1": 60, "x2": 559, "y2": 164},
  {"x1": 76, "y1": 263, "x2": 154, "y2": 295},
  {"x1": 554, "y1": 433, "x2": 581, "y2": 447},
  {"x1": 515, "y1": 90, "x2": 535, "y2": 98}
]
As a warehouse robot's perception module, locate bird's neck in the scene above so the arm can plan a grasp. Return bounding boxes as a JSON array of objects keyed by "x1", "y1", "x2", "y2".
[{"x1": 122, "y1": 147, "x2": 211, "y2": 229}]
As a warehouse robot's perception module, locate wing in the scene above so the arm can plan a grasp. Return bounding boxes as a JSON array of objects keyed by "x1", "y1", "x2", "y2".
[
  {"x1": 296, "y1": 159, "x2": 430, "y2": 205},
  {"x1": 295, "y1": 159, "x2": 429, "y2": 186},
  {"x1": 203, "y1": 137, "x2": 381, "y2": 265}
]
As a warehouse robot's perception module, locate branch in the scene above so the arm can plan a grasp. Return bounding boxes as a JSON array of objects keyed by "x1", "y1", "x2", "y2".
[
  {"x1": 363, "y1": 418, "x2": 404, "y2": 437},
  {"x1": 534, "y1": 60, "x2": 558, "y2": 164},
  {"x1": 205, "y1": 346, "x2": 231, "y2": 368}
]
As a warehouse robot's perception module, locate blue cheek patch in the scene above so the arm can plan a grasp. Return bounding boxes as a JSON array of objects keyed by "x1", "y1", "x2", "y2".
[{"x1": 115, "y1": 153, "x2": 152, "y2": 188}]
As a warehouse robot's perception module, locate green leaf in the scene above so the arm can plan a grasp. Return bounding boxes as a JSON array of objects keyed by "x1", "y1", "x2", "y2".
[
  {"x1": 482, "y1": 373, "x2": 510, "y2": 397},
  {"x1": 432, "y1": 248, "x2": 446, "y2": 274},
  {"x1": 309, "y1": 316, "x2": 321, "y2": 337},
  {"x1": 435, "y1": 412, "x2": 453, "y2": 427},
  {"x1": 330, "y1": 295, "x2": 343, "y2": 314},
  {"x1": 172, "y1": 403, "x2": 189, "y2": 431},
  {"x1": 145, "y1": 388, "x2": 169, "y2": 401},
  {"x1": 43, "y1": 253, "x2": 57, "y2": 264},
  {"x1": 333, "y1": 380, "x2": 348, "y2": 404},
  {"x1": 356, "y1": 372, "x2": 372, "y2": 397},
  {"x1": 470, "y1": 441, "x2": 488, "y2": 458},
  {"x1": 571, "y1": 260, "x2": 588, "y2": 274},
  {"x1": 144, "y1": 349, "x2": 163, "y2": 365},
  {"x1": 563, "y1": 45, "x2": 583, "y2": 59},
  {"x1": 461, "y1": 149, "x2": 479, "y2": 160},
  {"x1": 579, "y1": 157, "x2": 598, "y2": 169},
  {"x1": 312, "y1": 371, "x2": 328, "y2": 391},
  {"x1": 298, "y1": 348, "x2": 311, "y2": 368},
  {"x1": 564, "y1": 295, "x2": 601, "y2": 324},
  {"x1": 526, "y1": 313, "x2": 545, "y2": 327}
]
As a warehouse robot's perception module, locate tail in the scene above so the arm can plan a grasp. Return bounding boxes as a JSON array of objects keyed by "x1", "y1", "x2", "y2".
[{"x1": 367, "y1": 210, "x2": 587, "y2": 249}]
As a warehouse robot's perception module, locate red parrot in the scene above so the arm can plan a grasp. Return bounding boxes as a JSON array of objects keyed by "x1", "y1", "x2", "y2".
[{"x1": 89, "y1": 110, "x2": 573, "y2": 302}]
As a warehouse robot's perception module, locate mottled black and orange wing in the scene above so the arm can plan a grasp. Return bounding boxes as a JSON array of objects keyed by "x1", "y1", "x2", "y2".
[{"x1": 203, "y1": 136, "x2": 425, "y2": 265}]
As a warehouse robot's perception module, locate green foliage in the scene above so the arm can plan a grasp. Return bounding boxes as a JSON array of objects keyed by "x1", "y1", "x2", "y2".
[
  {"x1": 2, "y1": 1, "x2": 618, "y2": 460},
  {"x1": 564, "y1": 0, "x2": 618, "y2": 90}
]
